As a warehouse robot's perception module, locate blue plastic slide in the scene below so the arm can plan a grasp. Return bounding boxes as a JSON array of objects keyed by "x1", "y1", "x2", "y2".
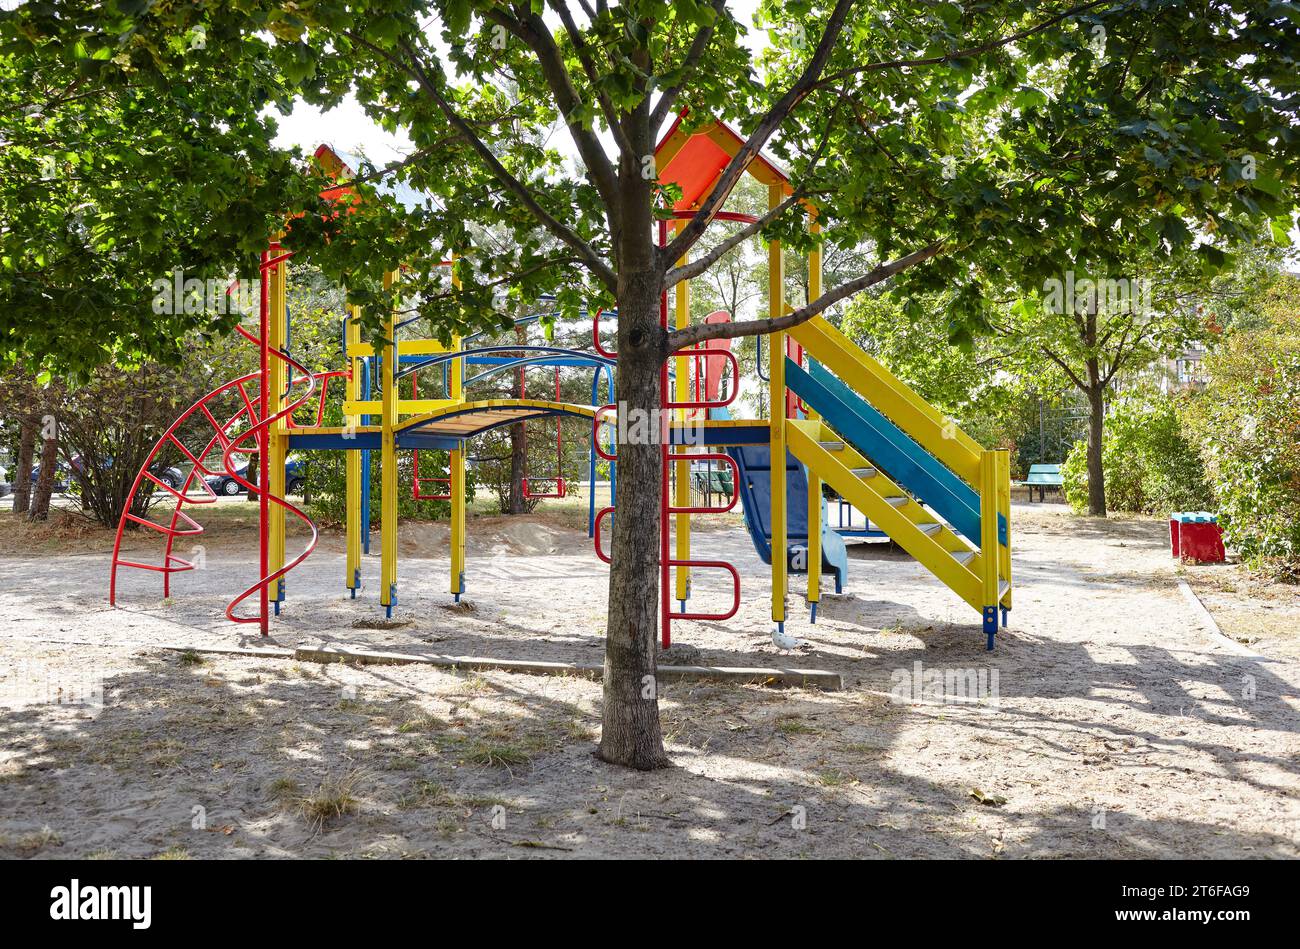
[{"x1": 711, "y1": 407, "x2": 848, "y2": 593}]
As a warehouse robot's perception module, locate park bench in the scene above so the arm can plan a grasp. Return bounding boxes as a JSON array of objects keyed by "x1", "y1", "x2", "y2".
[
  {"x1": 691, "y1": 467, "x2": 734, "y2": 498},
  {"x1": 1014, "y1": 463, "x2": 1063, "y2": 502}
]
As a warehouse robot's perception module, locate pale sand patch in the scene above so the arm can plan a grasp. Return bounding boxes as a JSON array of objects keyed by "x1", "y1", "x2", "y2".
[{"x1": 0, "y1": 502, "x2": 1297, "y2": 858}]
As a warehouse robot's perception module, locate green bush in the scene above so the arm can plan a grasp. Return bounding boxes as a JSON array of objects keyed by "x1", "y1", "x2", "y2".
[
  {"x1": 1061, "y1": 391, "x2": 1211, "y2": 515},
  {"x1": 304, "y1": 448, "x2": 475, "y2": 526},
  {"x1": 1181, "y1": 304, "x2": 1300, "y2": 565}
]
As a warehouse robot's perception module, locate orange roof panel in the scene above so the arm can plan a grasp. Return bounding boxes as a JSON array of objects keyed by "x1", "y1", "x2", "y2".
[{"x1": 655, "y1": 113, "x2": 792, "y2": 210}]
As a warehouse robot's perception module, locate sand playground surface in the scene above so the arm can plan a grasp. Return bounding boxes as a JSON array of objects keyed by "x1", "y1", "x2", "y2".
[{"x1": 1, "y1": 500, "x2": 1297, "y2": 859}]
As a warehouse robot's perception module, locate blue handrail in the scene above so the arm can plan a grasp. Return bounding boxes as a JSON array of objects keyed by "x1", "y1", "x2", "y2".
[
  {"x1": 394, "y1": 345, "x2": 614, "y2": 382},
  {"x1": 588, "y1": 363, "x2": 616, "y2": 537}
]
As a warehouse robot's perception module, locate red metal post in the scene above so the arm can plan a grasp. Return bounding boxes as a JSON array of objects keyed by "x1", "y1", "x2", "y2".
[
  {"x1": 658, "y1": 219, "x2": 672, "y2": 648},
  {"x1": 258, "y1": 250, "x2": 271, "y2": 636}
]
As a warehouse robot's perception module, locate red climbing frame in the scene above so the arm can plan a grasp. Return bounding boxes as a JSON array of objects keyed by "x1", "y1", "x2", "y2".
[
  {"x1": 589, "y1": 218, "x2": 743, "y2": 648},
  {"x1": 410, "y1": 371, "x2": 453, "y2": 501},
  {"x1": 520, "y1": 362, "x2": 567, "y2": 499}
]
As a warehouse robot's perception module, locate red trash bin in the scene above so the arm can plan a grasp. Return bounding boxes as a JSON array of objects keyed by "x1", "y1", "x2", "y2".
[{"x1": 1170, "y1": 512, "x2": 1225, "y2": 563}]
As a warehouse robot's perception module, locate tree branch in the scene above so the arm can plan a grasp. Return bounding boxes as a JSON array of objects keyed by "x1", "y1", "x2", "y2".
[
  {"x1": 845, "y1": 94, "x2": 943, "y2": 207},
  {"x1": 663, "y1": 191, "x2": 805, "y2": 288},
  {"x1": 648, "y1": 0, "x2": 728, "y2": 132},
  {"x1": 349, "y1": 32, "x2": 617, "y2": 289},
  {"x1": 483, "y1": 8, "x2": 623, "y2": 210},
  {"x1": 1039, "y1": 346, "x2": 1088, "y2": 391},
  {"x1": 666, "y1": 241, "x2": 944, "y2": 351},
  {"x1": 1101, "y1": 321, "x2": 1138, "y2": 386},
  {"x1": 664, "y1": 89, "x2": 845, "y2": 287},
  {"x1": 660, "y1": 0, "x2": 857, "y2": 265},
  {"x1": 810, "y1": 0, "x2": 1112, "y2": 92},
  {"x1": 546, "y1": 0, "x2": 637, "y2": 156}
]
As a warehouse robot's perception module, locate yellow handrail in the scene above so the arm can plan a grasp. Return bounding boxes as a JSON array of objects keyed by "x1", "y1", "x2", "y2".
[{"x1": 788, "y1": 316, "x2": 983, "y2": 485}]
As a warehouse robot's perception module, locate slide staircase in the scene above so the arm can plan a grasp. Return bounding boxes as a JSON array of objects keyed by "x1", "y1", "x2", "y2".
[{"x1": 784, "y1": 316, "x2": 1012, "y2": 648}]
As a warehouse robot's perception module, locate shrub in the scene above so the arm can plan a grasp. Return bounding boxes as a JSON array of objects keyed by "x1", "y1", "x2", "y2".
[
  {"x1": 305, "y1": 447, "x2": 474, "y2": 526},
  {"x1": 1061, "y1": 390, "x2": 1211, "y2": 515},
  {"x1": 1181, "y1": 305, "x2": 1300, "y2": 565}
]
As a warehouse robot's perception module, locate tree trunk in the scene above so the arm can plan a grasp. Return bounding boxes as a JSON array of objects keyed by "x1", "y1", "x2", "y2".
[
  {"x1": 508, "y1": 422, "x2": 528, "y2": 514},
  {"x1": 597, "y1": 102, "x2": 670, "y2": 768},
  {"x1": 1084, "y1": 381, "x2": 1106, "y2": 517},
  {"x1": 29, "y1": 415, "x2": 58, "y2": 521},
  {"x1": 1081, "y1": 304, "x2": 1106, "y2": 517},
  {"x1": 599, "y1": 265, "x2": 670, "y2": 770},
  {"x1": 12, "y1": 416, "x2": 35, "y2": 514},
  {"x1": 246, "y1": 451, "x2": 259, "y2": 501},
  {"x1": 507, "y1": 327, "x2": 528, "y2": 514}
]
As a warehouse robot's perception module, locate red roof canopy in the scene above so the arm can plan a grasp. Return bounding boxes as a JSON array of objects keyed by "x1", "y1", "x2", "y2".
[{"x1": 654, "y1": 113, "x2": 793, "y2": 211}]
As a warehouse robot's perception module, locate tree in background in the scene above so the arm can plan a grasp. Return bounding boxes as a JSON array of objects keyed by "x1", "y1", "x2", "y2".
[
  {"x1": 840, "y1": 290, "x2": 1076, "y2": 472},
  {"x1": 1, "y1": 371, "x2": 42, "y2": 514},
  {"x1": 57, "y1": 362, "x2": 223, "y2": 527},
  {"x1": 10, "y1": 415, "x2": 37, "y2": 513},
  {"x1": 0, "y1": 368, "x2": 65, "y2": 520},
  {"x1": 991, "y1": 251, "x2": 1222, "y2": 516},
  {"x1": 10, "y1": 1, "x2": 1300, "y2": 769},
  {"x1": 1060, "y1": 383, "x2": 1212, "y2": 515}
]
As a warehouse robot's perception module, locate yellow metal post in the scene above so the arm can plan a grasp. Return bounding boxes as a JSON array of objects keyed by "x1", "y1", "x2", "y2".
[
  {"x1": 768, "y1": 183, "x2": 787, "y2": 627},
  {"x1": 980, "y1": 449, "x2": 999, "y2": 649},
  {"x1": 266, "y1": 249, "x2": 288, "y2": 608},
  {"x1": 805, "y1": 235, "x2": 822, "y2": 618},
  {"x1": 997, "y1": 449, "x2": 1012, "y2": 615},
  {"x1": 449, "y1": 258, "x2": 466, "y2": 599},
  {"x1": 345, "y1": 305, "x2": 363, "y2": 595},
  {"x1": 380, "y1": 270, "x2": 399, "y2": 615},
  {"x1": 449, "y1": 351, "x2": 466, "y2": 599},
  {"x1": 674, "y1": 221, "x2": 691, "y2": 610}
]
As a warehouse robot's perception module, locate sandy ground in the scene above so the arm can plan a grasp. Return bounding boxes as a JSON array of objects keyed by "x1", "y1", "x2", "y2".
[{"x1": 0, "y1": 499, "x2": 1297, "y2": 859}]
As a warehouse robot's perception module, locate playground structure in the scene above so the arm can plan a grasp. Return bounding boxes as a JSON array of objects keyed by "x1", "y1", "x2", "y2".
[{"x1": 109, "y1": 119, "x2": 1013, "y2": 650}]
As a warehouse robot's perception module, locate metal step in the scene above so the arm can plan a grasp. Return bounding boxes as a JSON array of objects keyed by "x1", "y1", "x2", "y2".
[
  {"x1": 885, "y1": 496, "x2": 908, "y2": 507},
  {"x1": 951, "y1": 550, "x2": 976, "y2": 566},
  {"x1": 1000, "y1": 580, "x2": 1011, "y2": 600},
  {"x1": 919, "y1": 522, "x2": 943, "y2": 536},
  {"x1": 850, "y1": 467, "x2": 876, "y2": 478},
  {"x1": 819, "y1": 441, "x2": 845, "y2": 451}
]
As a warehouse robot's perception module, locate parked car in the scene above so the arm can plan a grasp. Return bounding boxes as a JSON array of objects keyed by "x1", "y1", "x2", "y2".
[
  {"x1": 205, "y1": 459, "x2": 305, "y2": 497},
  {"x1": 31, "y1": 455, "x2": 184, "y2": 493},
  {"x1": 27, "y1": 460, "x2": 73, "y2": 492},
  {"x1": 143, "y1": 461, "x2": 186, "y2": 490}
]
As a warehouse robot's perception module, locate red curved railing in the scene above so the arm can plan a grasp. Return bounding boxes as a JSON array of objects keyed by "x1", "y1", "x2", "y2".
[
  {"x1": 591, "y1": 307, "x2": 618, "y2": 359},
  {"x1": 288, "y1": 369, "x2": 348, "y2": 429},
  {"x1": 111, "y1": 248, "x2": 335, "y2": 631},
  {"x1": 219, "y1": 324, "x2": 322, "y2": 625},
  {"x1": 521, "y1": 363, "x2": 567, "y2": 499},
  {"x1": 108, "y1": 359, "x2": 336, "y2": 624},
  {"x1": 409, "y1": 371, "x2": 452, "y2": 501},
  {"x1": 110, "y1": 371, "x2": 261, "y2": 602}
]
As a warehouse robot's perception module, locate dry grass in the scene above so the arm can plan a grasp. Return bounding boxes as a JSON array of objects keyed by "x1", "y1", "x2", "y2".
[
  {"x1": 298, "y1": 770, "x2": 365, "y2": 830},
  {"x1": 397, "y1": 779, "x2": 455, "y2": 810},
  {"x1": 775, "y1": 715, "x2": 818, "y2": 736},
  {"x1": 460, "y1": 739, "x2": 532, "y2": 769},
  {"x1": 0, "y1": 826, "x2": 61, "y2": 855}
]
